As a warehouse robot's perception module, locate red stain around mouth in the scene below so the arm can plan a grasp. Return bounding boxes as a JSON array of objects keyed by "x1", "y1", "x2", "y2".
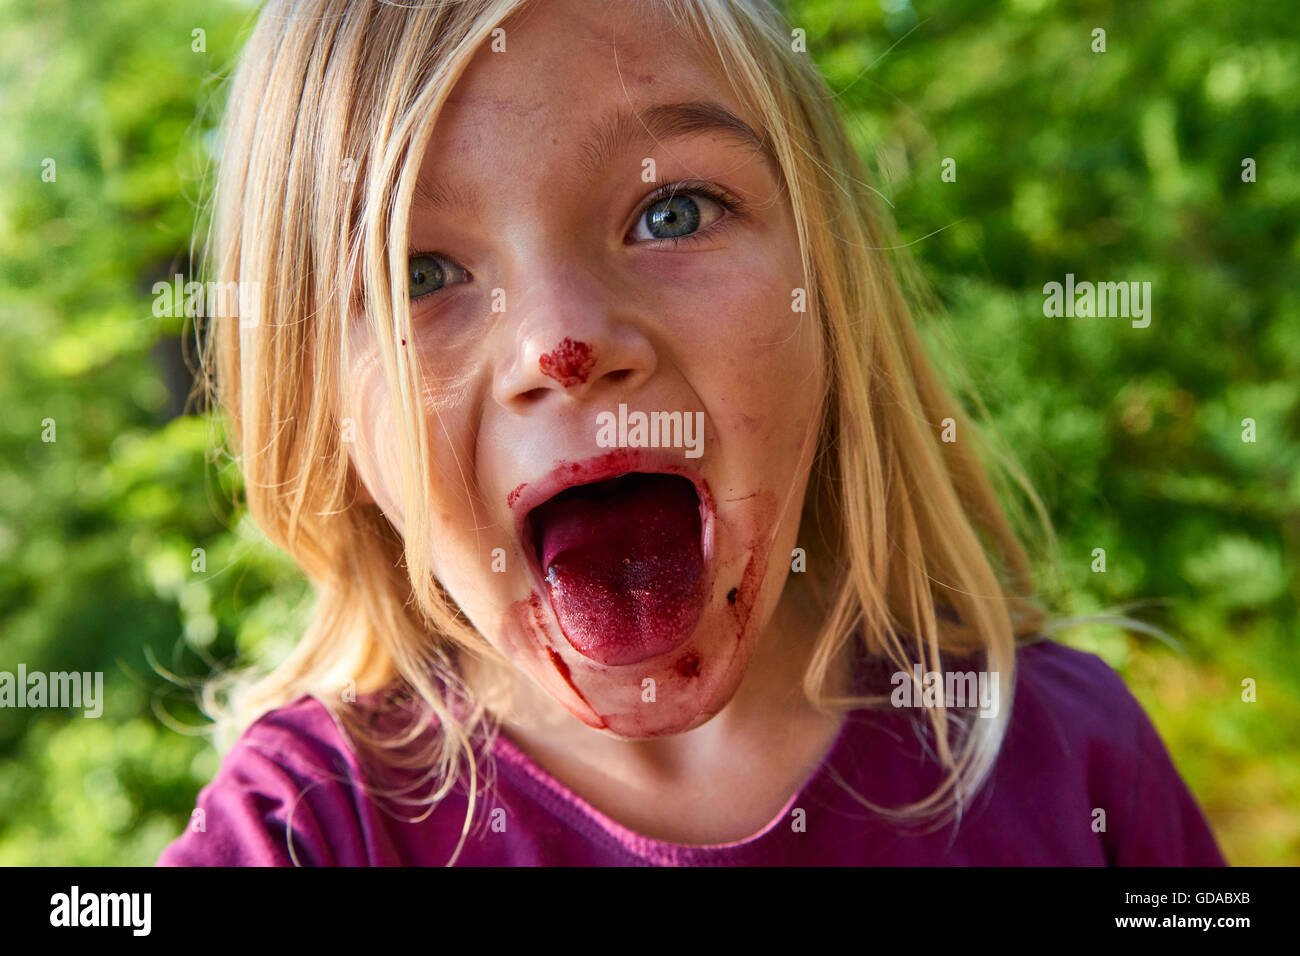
[
  {"x1": 507, "y1": 483, "x2": 526, "y2": 508},
  {"x1": 503, "y1": 593, "x2": 608, "y2": 730},
  {"x1": 725, "y1": 496, "x2": 778, "y2": 640},
  {"x1": 674, "y1": 650, "x2": 702, "y2": 679},
  {"x1": 539, "y1": 338, "x2": 596, "y2": 387},
  {"x1": 545, "y1": 647, "x2": 604, "y2": 725},
  {"x1": 729, "y1": 551, "x2": 763, "y2": 636}
]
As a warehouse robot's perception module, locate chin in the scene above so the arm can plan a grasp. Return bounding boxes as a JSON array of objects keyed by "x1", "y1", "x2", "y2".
[
  {"x1": 586, "y1": 686, "x2": 736, "y2": 739},
  {"x1": 546, "y1": 619, "x2": 758, "y2": 739}
]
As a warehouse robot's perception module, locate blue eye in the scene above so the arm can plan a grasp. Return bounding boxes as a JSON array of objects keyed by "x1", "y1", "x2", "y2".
[
  {"x1": 644, "y1": 194, "x2": 702, "y2": 239},
  {"x1": 629, "y1": 182, "x2": 736, "y2": 244}
]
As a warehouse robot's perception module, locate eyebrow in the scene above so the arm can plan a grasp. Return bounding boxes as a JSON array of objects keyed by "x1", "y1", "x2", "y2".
[
  {"x1": 576, "y1": 100, "x2": 774, "y2": 178},
  {"x1": 412, "y1": 100, "x2": 775, "y2": 213}
]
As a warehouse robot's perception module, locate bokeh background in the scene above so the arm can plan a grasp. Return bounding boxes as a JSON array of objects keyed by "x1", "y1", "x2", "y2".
[{"x1": 0, "y1": 0, "x2": 1295, "y2": 865}]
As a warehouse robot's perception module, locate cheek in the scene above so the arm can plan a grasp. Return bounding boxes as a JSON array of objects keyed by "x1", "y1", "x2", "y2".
[
  {"x1": 345, "y1": 358, "x2": 406, "y2": 527},
  {"x1": 345, "y1": 352, "x2": 484, "y2": 546},
  {"x1": 650, "y1": 230, "x2": 819, "y2": 387},
  {"x1": 659, "y1": 251, "x2": 823, "y2": 448}
]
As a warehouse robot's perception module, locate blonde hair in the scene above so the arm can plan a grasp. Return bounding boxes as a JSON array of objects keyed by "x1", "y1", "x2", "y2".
[{"x1": 193, "y1": 0, "x2": 1056, "y2": 863}]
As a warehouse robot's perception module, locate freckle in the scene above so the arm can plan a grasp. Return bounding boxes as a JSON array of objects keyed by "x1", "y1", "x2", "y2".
[
  {"x1": 726, "y1": 587, "x2": 738, "y2": 605},
  {"x1": 400, "y1": 339, "x2": 406, "y2": 346}
]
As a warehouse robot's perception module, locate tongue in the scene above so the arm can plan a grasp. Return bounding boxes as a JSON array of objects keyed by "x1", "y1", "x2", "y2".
[{"x1": 529, "y1": 473, "x2": 705, "y2": 666}]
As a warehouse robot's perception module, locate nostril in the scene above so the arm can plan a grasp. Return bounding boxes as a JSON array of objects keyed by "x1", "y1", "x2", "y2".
[{"x1": 605, "y1": 368, "x2": 632, "y2": 384}]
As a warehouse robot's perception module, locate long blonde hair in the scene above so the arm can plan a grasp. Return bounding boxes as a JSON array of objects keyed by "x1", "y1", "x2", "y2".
[{"x1": 193, "y1": 0, "x2": 1055, "y2": 862}]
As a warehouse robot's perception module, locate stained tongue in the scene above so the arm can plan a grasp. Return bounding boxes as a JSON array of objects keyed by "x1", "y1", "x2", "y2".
[{"x1": 529, "y1": 473, "x2": 705, "y2": 666}]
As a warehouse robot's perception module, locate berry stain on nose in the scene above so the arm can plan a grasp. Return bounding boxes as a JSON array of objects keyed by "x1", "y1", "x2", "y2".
[{"x1": 539, "y1": 337, "x2": 596, "y2": 387}]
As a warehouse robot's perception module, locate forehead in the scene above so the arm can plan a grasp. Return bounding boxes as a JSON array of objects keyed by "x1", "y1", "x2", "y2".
[
  {"x1": 413, "y1": 0, "x2": 761, "y2": 194},
  {"x1": 480, "y1": 0, "x2": 727, "y2": 96}
]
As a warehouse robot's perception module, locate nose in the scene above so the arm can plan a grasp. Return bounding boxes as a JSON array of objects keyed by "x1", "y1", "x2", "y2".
[{"x1": 492, "y1": 266, "x2": 658, "y2": 409}]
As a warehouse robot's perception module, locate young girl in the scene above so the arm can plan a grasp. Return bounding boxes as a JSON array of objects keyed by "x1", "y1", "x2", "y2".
[{"x1": 158, "y1": 0, "x2": 1225, "y2": 865}]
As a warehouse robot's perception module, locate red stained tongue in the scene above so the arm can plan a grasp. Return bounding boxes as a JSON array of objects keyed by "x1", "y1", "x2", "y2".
[{"x1": 529, "y1": 473, "x2": 705, "y2": 666}]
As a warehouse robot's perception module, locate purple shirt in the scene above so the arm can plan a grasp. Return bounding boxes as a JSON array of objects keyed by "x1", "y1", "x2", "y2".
[{"x1": 156, "y1": 640, "x2": 1226, "y2": 865}]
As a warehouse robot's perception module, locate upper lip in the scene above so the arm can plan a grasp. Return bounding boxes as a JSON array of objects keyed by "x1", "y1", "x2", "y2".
[{"x1": 510, "y1": 450, "x2": 714, "y2": 591}]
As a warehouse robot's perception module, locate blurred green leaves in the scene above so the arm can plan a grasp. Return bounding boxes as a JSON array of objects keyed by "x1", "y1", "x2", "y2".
[
  {"x1": 815, "y1": 0, "x2": 1299, "y2": 863},
  {"x1": 0, "y1": 0, "x2": 306, "y2": 865}
]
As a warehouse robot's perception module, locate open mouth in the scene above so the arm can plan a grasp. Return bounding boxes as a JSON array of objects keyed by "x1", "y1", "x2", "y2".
[{"x1": 525, "y1": 472, "x2": 707, "y2": 667}]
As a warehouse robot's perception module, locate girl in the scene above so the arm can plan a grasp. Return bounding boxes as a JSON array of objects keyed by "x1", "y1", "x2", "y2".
[{"x1": 158, "y1": 0, "x2": 1225, "y2": 865}]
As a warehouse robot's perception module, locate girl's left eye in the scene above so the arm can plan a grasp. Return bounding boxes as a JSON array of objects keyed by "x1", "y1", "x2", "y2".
[{"x1": 628, "y1": 183, "x2": 738, "y2": 244}]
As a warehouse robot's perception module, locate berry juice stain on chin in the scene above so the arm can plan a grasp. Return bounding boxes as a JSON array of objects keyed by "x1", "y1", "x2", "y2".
[
  {"x1": 539, "y1": 337, "x2": 596, "y2": 387},
  {"x1": 674, "y1": 650, "x2": 702, "y2": 679},
  {"x1": 545, "y1": 647, "x2": 606, "y2": 729}
]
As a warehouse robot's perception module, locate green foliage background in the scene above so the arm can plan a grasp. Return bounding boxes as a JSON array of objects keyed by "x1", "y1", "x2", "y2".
[{"x1": 0, "y1": 0, "x2": 1295, "y2": 864}]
